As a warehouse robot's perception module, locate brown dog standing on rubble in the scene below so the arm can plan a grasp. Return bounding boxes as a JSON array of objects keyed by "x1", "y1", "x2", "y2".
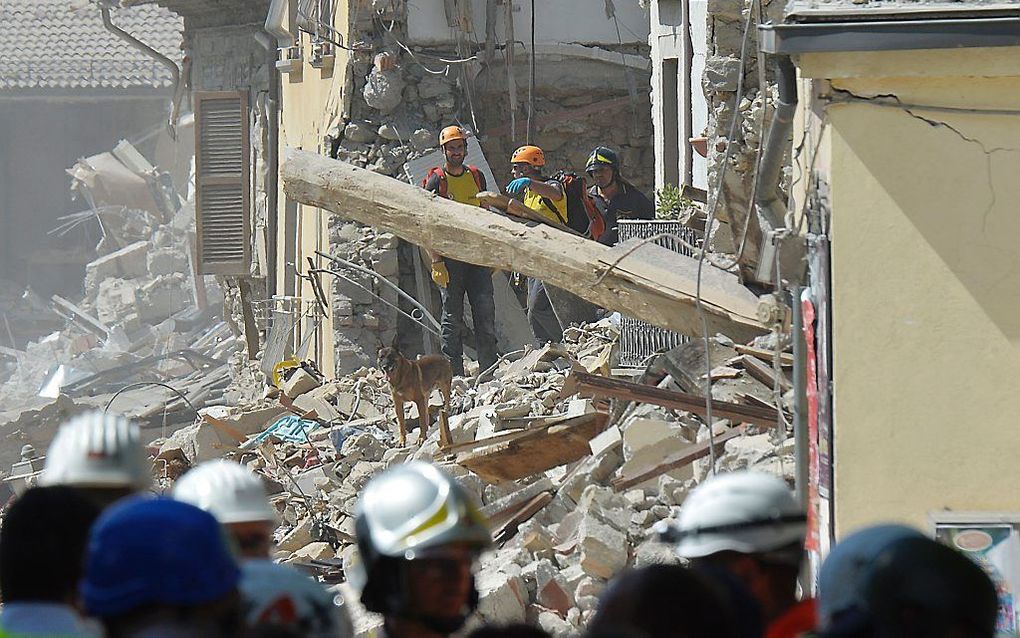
[{"x1": 377, "y1": 345, "x2": 454, "y2": 448}]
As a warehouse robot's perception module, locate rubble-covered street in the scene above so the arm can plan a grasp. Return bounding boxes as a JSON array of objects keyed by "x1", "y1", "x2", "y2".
[{"x1": 144, "y1": 314, "x2": 795, "y2": 635}]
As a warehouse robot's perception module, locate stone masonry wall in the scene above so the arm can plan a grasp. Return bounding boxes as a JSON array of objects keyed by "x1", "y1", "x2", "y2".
[
  {"x1": 324, "y1": 6, "x2": 655, "y2": 374},
  {"x1": 703, "y1": 0, "x2": 784, "y2": 252}
]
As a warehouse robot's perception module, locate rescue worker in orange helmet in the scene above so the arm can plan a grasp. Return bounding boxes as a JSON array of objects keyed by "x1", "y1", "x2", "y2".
[
  {"x1": 421, "y1": 126, "x2": 497, "y2": 376},
  {"x1": 505, "y1": 144, "x2": 566, "y2": 345}
]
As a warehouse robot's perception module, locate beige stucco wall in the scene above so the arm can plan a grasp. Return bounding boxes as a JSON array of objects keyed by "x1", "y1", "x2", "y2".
[
  {"x1": 797, "y1": 48, "x2": 1020, "y2": 535},
  {"x1": 276, "y1": 4, "x2": 351, "y2": 375}
]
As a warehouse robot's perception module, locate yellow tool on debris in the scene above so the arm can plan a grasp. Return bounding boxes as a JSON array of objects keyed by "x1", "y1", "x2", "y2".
[{"x1": 272, "y1": 359, "x2": 301, "y2": 388}]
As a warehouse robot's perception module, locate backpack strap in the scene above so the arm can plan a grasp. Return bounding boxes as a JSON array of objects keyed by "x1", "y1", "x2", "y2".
[
  {"x1": 423, "y1": 167, "x2": 449, "y2": 198},
  {"x1": 466, "y1": 165, "x2": 484, "y2": 191},
  {"x1": 539, "y1": 173, "x2": 568, "y2": 225},
  {"x1": 540, "y1": 196, "x2": 568, "y2": 225}
]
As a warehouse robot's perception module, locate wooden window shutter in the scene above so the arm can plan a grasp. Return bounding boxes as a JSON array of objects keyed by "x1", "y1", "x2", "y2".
[{"x1": 194, "y1": 91, "x2": 251, "y2": 276}]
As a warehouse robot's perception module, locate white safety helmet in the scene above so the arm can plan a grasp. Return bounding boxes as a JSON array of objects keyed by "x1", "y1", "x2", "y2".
[
  {"x1": 672, "y1": 471, "x2": 805, "y2": 559},
  {"x1": 355, "y1": 461, "x2": 491, "y2": 561},
  {"x1": 173, "y1": 459, "x2": 276, "y2": 524},
  {"x1": 39, "y1": 411, "x2": 151, "y2": 490},
  {"x1": 354, "y1": 462, "x2": 491, "y2": 620},
  {"x1": 240, "y1": 559, "x2": 353, "y2": 638}
]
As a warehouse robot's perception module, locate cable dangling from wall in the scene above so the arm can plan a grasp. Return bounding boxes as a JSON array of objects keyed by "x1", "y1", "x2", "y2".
[{"x1": 527, "y1": 0, "x2": 536, "y2": 144}]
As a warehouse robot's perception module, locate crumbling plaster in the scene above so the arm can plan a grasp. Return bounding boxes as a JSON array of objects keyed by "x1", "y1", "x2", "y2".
[
  {"x1": 794, "y1": 47, "x2": 1020, "y2": 535},
  {"x1": 406, "y1": 0, "x2": 650, "y2": 48}
]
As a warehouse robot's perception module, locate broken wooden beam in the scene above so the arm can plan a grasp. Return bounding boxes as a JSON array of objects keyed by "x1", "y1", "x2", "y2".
[
  {"x1": 740, "y1": 354, "x2": 792, "y2": 392},
  {"x1": 735, "y1": 344, "x2": 794, "y2": 367},
  {"x1": 281, "y1": 149, "x2": 765, "y2": 341},
  {"x1": 456, "y1": 412, "x2": 606, "y2": 482},
  {"x1": 569, "y1": 371, "x2": 779, "y2": 428},
  {"x1": 493, "y1": 492, "x2": 554, "y2": 545},
  {"x1": 612, "y1": 426, "x2": 745, "y2": 491},
  {"x1": 51, "y1": 295, "x2": 110, "y2": 338}
]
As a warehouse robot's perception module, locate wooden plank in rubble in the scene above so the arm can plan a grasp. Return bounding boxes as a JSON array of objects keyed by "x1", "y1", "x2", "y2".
[
  {"x1": 455, "y1": 412, "x2": 607, "y2": 483},
  {"x1": 611, "y1": 426, "x2": 746, "y2": 491},
  {"x1": 568, "y1": 371, "x2": 779, "y2": 428}
]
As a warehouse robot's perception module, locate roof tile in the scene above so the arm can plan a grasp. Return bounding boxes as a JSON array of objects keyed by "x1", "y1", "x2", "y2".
[{"x1": 0, "y1": 0, "x2": 183, "y2": 90}]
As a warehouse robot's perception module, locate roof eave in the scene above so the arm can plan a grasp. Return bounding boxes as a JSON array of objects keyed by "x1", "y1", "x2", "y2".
[{"x1": 761, "y1": 15, "x2": 1020, "y2": 54}]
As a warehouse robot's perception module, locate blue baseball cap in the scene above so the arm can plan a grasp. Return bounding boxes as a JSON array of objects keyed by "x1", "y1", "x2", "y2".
[
  {"x1": 82, "y1": 496, "x2": 240, "y2": 617},
  {"x1": 818, "y1": 523, "x2": 924, "y2": 630}
]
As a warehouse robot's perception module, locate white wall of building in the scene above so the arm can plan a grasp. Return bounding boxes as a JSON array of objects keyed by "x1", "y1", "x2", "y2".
[
  {"x1": 407, "y1": 0, "x2": 650, "y2": 47},
  {"x1": 689, "y1": 0, "x2": 708, "y2": 191},
  {"x1": 649, "y1": 0, "x2": 708, "y2": 195}
]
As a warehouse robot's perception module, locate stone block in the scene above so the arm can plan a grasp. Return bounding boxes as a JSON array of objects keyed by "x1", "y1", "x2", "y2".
[
  {"x1": 85, "y1": 240, "x2": 150, "y2": 286},
  {"x1": 147, "y1": 246, "x2": 189, "y2": 277},
  {"x1": 578, "y1": 516, "x2": 628, "y2": 579},
  {"x1": 417, "y1": 75, "x2": 452, "y2": 100},
  {"x1": 536, "y1": 561, "x2": 574, "y2": 615},
  {"x1": 288, "y1": 541, "x2": 335, "y2": 562},
  {"x1": 137, "y1": 275, "x2": 190, "y2": 322},
  {"x1": 476, "y1": 569, "x2": 527, "y2": 625},
  {"x1": 282, "y1": 367, "x2": 322, "y2": 399},
  {"x1": 657, "y1": 475, "x2": 693, "y2": 507},
  {"x1": 380, "y1": 447, "x2": 412, "y2": 467},
  {"x1": 536, "y1": 610, "x2": 573, "y2": 636},
  {"x1": 577, "y1": 485, "x2": 631, "y2": 533},
  {"x1": 701, "y1": 55, "x2": 742, "y2": 91},
  {"x1": 576, "y1": 595, "x2": 599, "y2": 613},
  {"x1": 575, "y1": 576, "x2": 605, "y2": 599},
  {"x1": 345, "y1": 461, "x2": 384, "y2": 490},
  {"x1": 363, "y1": 68, "x2": 405, "y2": 113},
  {"x1": 344, "y1": 121, "x2": 378, "y2": 144},
  {"x1": 720, "y1": 432, "x2": 776, "y2": 470},
  {"x1": 588, "y1": 424, "x2": 622, "y2": 456},
  {"x1": 277, "y1": 517, "x2": 315, "y2": 552},
  {"x1": 632, "y1": 539, "x2": 680, "y2": 568},
  {"x1": 517, "y1": 519, "x2": 556, "y2": 557},
  {"x1": 632, "y1": 510, "x2": 656, "y2": 528},
  {"x1": 95, "y1": 278, "x2": 138, "y2": 325},
  {"x1": 411, "y1": 128, "x2": 434, "y2": 150}
]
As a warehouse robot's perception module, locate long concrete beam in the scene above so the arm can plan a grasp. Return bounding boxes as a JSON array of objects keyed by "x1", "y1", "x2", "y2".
[{"x1": 281, "y1": 149, "x2": 765, "y2": 342}]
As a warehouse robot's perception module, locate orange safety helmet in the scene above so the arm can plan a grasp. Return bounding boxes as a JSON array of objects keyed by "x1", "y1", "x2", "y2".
[
  {"x1": 439, "y1": 126, "x2": 468, "y2": 147},
  {"x1": 510, "y1": 145, "x2": 545, "y2": 167}
]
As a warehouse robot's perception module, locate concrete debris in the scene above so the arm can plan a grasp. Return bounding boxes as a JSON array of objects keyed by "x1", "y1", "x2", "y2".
[
  {"x1": 362, "y1": 67, "x2": 405, "y2": 113},
  {"x1": 0, "y1": 136, "x2": 248, "y2": 486},
  {"x1": 9, "y1": 273, "x2": 791, "y2": 638}
]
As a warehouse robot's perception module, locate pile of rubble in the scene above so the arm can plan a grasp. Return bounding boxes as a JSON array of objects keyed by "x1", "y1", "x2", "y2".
[
  {"x1": 154, "y1": 315, "x2": 794, "y2": 636},
  {"x1": 0, "y1": 144, "x2": 239, "y2": 473}
]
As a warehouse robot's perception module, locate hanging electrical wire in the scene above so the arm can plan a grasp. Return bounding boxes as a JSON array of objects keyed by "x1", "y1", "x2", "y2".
[
  {"x1": 104, "y1": 382, "x2": 198, "y2": 415},
  {"x1": 694, "y1": 0, "x2": 757, "y2": 476},
  {"x1": 505, "y1": 2, "x2": 518, "y2": 143},
  {"x1": 526, "y1": 0, "x2": 536, "y2": 143}
]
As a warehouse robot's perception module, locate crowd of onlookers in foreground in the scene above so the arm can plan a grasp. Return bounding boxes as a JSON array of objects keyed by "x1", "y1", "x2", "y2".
[{"x1": 0, "y1": 410, "x2": 1002, "y2": 638}]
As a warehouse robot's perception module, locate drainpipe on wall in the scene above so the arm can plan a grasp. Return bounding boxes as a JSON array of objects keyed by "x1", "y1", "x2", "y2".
[
  {"x1": 741, "y1": 55, "x2": 799, "y2": 283},
  {"x1": 100, "y1": 6, "x2": 185, "y2": 139},
  {"x1": 263, "y1": 37, "x2": 281, "y2": 299},
  {"x1": 265, "y1": 0, "x2": 295, "y2": 48}
]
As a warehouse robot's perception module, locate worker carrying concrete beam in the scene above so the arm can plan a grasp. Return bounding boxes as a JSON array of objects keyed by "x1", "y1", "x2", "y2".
[
  {"x1": 422, "y1": 126, "x2": 498, "y2": 377},
  {"x1": 505, "y1": 144, "x2": 568, "y2": 345}
]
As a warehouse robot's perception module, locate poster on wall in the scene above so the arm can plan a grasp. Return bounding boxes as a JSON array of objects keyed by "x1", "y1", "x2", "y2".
[{"x1": 934, "y1": 521, "x2": 1020, "y2": 634}]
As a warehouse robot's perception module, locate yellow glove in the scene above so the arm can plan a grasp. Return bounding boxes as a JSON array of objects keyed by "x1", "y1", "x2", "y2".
[{"x1": 431, "y1": 261, "x2": 449, "y2": 288}]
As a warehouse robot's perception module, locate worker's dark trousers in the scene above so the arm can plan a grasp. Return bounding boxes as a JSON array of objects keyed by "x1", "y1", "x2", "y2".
[
  {"x1": 527, "y1": 277, "x2": 563, "y2": 345},
  {"x1": 440, "y1": 260, "x2": 498, "y2": 376}
]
